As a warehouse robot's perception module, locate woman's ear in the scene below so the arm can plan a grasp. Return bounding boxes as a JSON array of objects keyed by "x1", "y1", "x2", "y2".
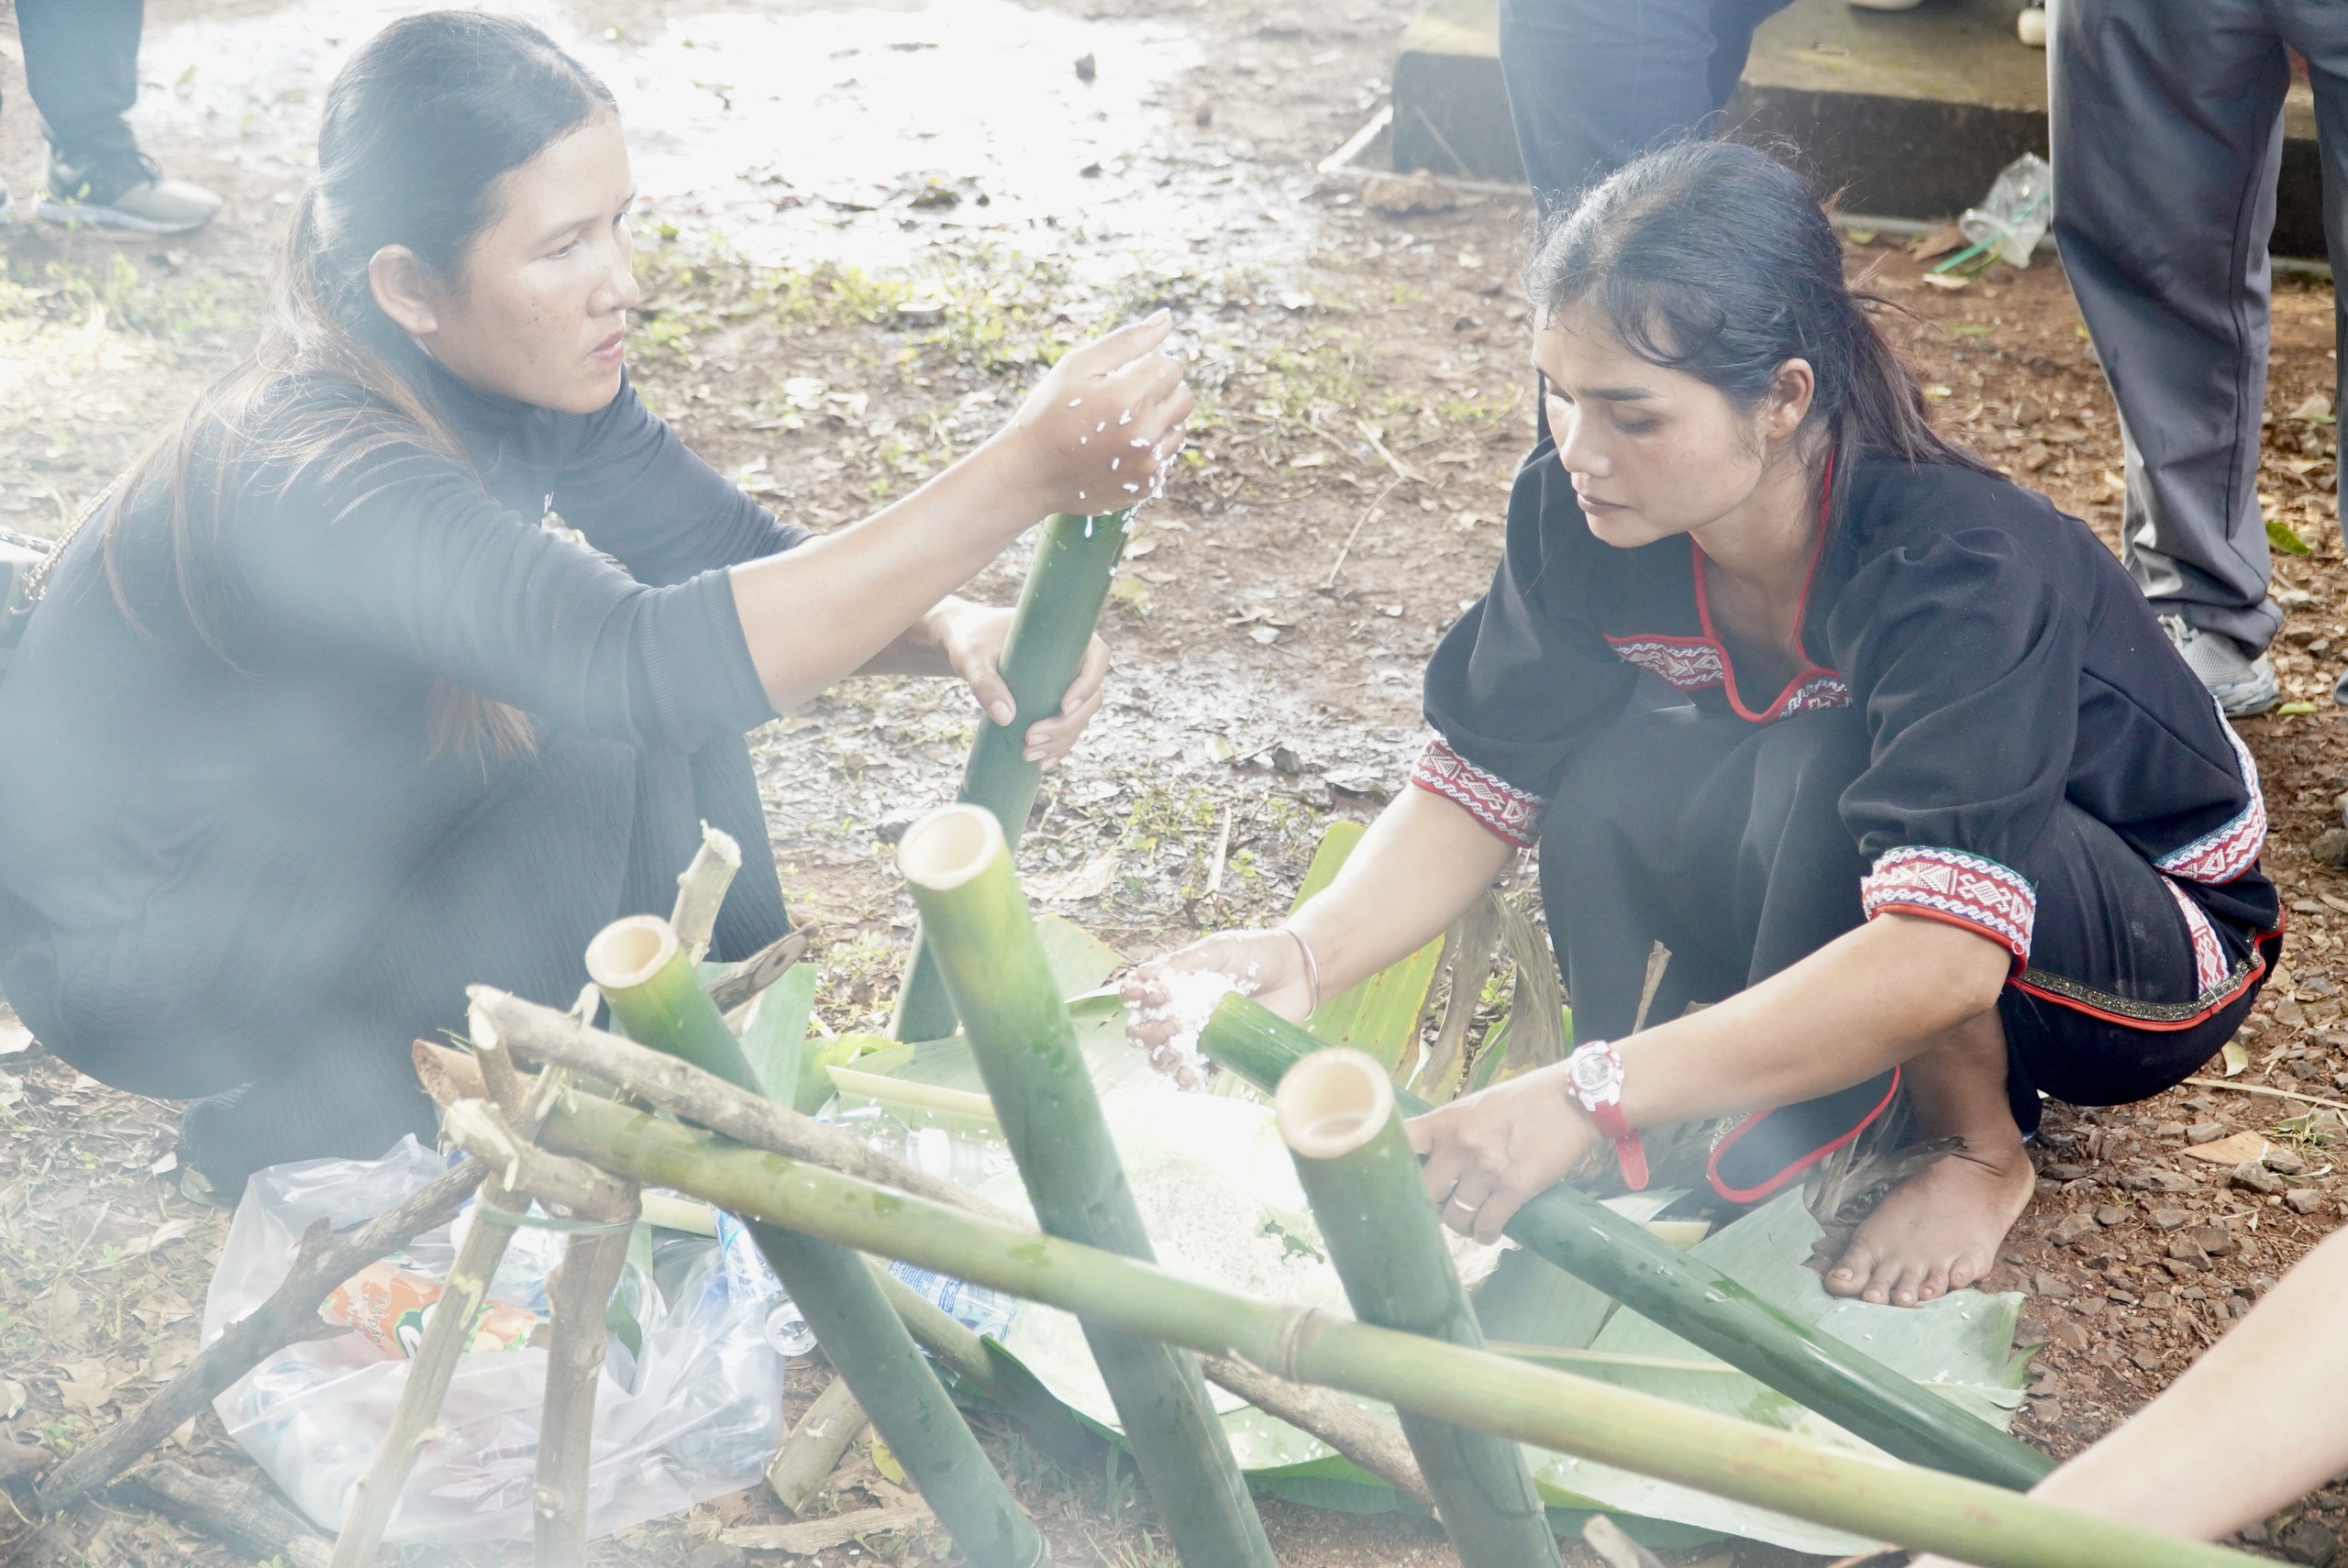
[
  {"x1": 1762, "y1": 358, "x2": 1818, "y2": 442},
  {"x1": 368, "y1": 245, "x2": 440, "y2": 337}
]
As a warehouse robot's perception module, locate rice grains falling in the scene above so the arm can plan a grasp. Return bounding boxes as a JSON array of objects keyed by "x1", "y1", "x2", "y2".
[{"x1": 1134, "y1": 966, "x2": 1257, "y2": 1090}]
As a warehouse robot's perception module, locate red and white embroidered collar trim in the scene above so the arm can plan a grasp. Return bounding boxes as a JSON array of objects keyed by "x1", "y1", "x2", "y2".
[{"x1": 1598, "y1": 452, "x2": 1852, "y2": 724}]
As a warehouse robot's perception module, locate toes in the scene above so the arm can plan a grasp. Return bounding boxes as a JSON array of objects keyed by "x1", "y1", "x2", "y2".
[{"x1": 1825, "y1": 1244, "x2": 1880, "y2": 1298}]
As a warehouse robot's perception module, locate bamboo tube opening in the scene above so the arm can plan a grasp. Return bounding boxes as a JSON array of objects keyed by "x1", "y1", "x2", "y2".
[
  {"x1": 896, "y1": 804, "x2": 1005, "y2": 891},
  {"x1": 585, "y1": 915, "x2": 680, "y2": 991},
  {"x1": 1275, "y1": 1049, "x2": 1395, "y2": 1160}
]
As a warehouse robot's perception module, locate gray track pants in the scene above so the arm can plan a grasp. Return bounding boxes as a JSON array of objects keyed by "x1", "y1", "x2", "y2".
[{"x1": 2051, "y1": 0, "x2": 2348, "y2": 653}]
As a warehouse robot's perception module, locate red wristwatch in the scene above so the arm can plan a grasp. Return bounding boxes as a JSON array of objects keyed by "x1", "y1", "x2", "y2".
[{"x1": 1565, "y1": 1040, "x2": 1649, "y2": 1191}]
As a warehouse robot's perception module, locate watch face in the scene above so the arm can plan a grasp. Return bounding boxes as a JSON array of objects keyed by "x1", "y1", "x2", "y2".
[{"x1": 1568, "y1": 1049, "x2": 1612, "y2": 1093}]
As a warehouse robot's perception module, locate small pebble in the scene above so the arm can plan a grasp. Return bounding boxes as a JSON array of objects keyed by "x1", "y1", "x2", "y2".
[
  {"x1": 2286, "y1": 1187, "x2": 2325, "y2": 1215},
  {"x1": 2093, "y1": 1204, "x2": 2129, "y2": 1227}
]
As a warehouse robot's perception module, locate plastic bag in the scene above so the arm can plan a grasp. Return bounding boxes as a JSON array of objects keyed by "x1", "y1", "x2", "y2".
[
  {"x1": 202, "y1": 1137, "x2": 786, "y2": 1545},
  {"x1": 1959, "y1": 153, "x2": 2052, "y2": 269}
]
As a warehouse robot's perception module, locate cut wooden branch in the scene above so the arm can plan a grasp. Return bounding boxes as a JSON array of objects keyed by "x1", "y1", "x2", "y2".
[
  {"x1": 1197, "y1": 1353, "x2": 1432, "y2": 1507},
  {"x1": 721, "y1": 1504, "x2": 934, "y2": 1556},
  {"x1": 468, "y1": 988, "x2": 1016, "y2": 1224},
  {"x1": 329, "y1": 1163, "x2": 524, "y2": 1567},
  {"x1": 533, "y1": 1195, "x2": 638, "y2": 1565},
  {"x1": 766, "y1": 1375, "x2": 870, "y2": 1515},
  {"x1": 35, "y1": 1160, "x2": 484, "y2": 1513},
  {"x1": 709, "y1": 929, "x2": 813, "y2": 1017},
  {"x1": 115, "y1": 1460, "x2": 334, "y2": 1567},
  {"x1": 1582, "y1": 1514, "x2": 1667, "y2": 1568},
  {"x1": 670, "y1": 823, "x2": 743, "y2": 966}
]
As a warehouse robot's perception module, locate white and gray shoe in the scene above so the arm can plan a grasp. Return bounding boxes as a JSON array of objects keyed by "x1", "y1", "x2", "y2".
[
  {"x1": 2159, "y1": 613, "x2": 2281, "y2": 716},
  {"x1": 39, "y1": 149, "x2": 220, "y2": 237}
]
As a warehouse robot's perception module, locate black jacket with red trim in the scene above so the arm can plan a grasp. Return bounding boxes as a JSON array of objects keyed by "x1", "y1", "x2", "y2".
[{"x1": 1415, "y1": 440, "x2": 2278, "y2": 962}]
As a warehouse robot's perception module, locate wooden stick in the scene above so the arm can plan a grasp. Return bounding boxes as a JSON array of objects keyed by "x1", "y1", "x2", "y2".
[
  {"x1": 115, "y1": 1460, "x2": 335, "y2": 1567},
  {"x1": 35, "y1": 1161, "x2": 484, "y2": 1513},
  {"x1": 766, "y1": 1375, "x2": 869, "y2": 1515},
  {"x1": 531, "y1": 1177, "x2": 639, "y2": 1566},
  {"x1": 2180, "y1": 1077, "x2": 2348, "y2": 1115},
  {"x1": 1198, "y1": 1353, "x2": 1433, "y2": 1507},
  {"x1": 710, "y1": 930, "x2": 812, "y2": 1017},
  {"x1": 721, "y1": 1504, "x2": 933, "y2": 1555},
  {"x1": 466, "y1": 989, "x2": 1020, "y2": 1224},
  {"x1": 329, "y1": 1163, "x2": 524, "y2": 1566},
  {"x1": 670, "y1": 823, "x2": 743, "y2": 966},
  {"x1": 1417, "y1": 890, "x2": 1504, "y2": 1099}
]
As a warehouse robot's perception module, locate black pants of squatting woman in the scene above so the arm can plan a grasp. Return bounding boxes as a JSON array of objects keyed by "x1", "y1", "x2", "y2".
[{"x1": 1534, "y1": 702, "x2": 2279, "y2": 1202}]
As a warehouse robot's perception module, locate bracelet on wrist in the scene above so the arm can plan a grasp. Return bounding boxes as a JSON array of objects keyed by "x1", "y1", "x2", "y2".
[{"x1": 1276, "y1": 925, "x2": 1322, "y2": 1016}]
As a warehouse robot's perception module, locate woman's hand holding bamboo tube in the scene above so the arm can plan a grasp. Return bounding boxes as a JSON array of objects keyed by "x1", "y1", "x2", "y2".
[
  {"x1": 1911, "y1": 1226, "x2": 2348, "y2": 1568},
  {"x1": 1124, "y1": 787, "x2": 1512, "y2": 1053},
  {"x1": 728, "y1": 313, "x2": 1191, "y2": 712},
  {"x1": 855, "y1": 598, "x2": 1110, "y2": 764}
]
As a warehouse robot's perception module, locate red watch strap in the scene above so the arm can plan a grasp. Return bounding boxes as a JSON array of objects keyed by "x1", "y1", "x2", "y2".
[{"x1": 1589, "y1": 1099, "x2": 1649, "y2": 1191}]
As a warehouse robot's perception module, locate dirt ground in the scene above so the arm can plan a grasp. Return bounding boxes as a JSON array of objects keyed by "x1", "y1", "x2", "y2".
[{"x1": 4, "y1": 0, "x2": 2348, "y2": 1564}]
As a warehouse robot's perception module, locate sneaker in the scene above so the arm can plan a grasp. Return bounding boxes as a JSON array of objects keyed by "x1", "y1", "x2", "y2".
[
  {"x1": 39, "y1": 148, "x2": 220, "y2": 237},
  {"x1": 2160, "y1": 613, "x2": 2281, "y2": 716}
]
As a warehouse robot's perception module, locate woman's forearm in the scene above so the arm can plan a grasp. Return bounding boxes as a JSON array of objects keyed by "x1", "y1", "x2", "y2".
[
  {"x1": 1617, "y1": 912, "x2": 2009, "y2": 1125},
  {"x1": 850, "y1": 597, "x2": 968, "y2": 679},
  {"x1": 730, "y1": 446, "x2": 1043, "y2": 710},
  {"x1": 1286, "y1": 785, "x2": 1517, "y2": 998},
  {"x1": 1914, "y1": 1228, "x2": 2348, "y2": 1567}
]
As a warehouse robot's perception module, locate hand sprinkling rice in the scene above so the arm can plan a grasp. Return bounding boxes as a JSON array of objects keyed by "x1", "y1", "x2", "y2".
[{"x1": 1130, "y1": 965, "x2": 1258, "y2": 1089}]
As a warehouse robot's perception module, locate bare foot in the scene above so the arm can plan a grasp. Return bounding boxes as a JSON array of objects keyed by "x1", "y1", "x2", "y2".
[{"x1": 1823, "y1": 1141, "x2": 2036, "y2": 1308}]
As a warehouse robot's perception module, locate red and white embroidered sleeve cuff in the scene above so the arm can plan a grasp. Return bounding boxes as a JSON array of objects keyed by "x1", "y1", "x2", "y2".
[
  {"x1": 1410, "y1": 736, "x2": 1545, "y2": 848},
  {"x1": 1859, "y1": 845, "x2": 2035, "y2": 967}
]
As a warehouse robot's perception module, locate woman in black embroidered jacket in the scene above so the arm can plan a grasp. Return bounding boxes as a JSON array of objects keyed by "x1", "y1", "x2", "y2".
[
  {"x1": 0, "y1": 15, "x2": 1191, "y2": 1193},
  {"x1": 1130, "y1": 140, "x2": 2279, "y2": 1307}
]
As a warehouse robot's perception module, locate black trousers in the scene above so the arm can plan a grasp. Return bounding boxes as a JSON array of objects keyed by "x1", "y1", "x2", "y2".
[
  {"x1": 1537, "y1": 702, "x2": 2276, "y2": 1198},
  {"x1": 1496, "y1": 0, "x2": 1796, "y2": 217},
  {"x1": 10, "y1": 0, "x2": 145, "y2": 162}
]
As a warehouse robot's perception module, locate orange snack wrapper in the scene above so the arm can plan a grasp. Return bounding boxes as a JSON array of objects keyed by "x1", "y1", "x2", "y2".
[{"x1": 325, "y1": 1261, "x2": 539, "y2": 1359}]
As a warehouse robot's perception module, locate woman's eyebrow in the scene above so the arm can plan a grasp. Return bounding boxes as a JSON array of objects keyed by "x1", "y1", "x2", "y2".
[{"x1": 1542, "y1": 382, "x2": 1659, "y2": 403}]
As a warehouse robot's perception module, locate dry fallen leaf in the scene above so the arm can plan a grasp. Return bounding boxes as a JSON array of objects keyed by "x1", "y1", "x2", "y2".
[
  {"x1": 2182, "y1": 1130, "x2": 2273, "y2": 1166},
  {"x1": 1030, "y1": 849, "x2": 1118, "y2": 904}
]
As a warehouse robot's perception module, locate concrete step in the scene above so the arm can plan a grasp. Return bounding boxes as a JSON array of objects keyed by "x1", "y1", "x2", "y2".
[{"x1": 1387, "y1": 0, "x2": 2329, "y2": 257}]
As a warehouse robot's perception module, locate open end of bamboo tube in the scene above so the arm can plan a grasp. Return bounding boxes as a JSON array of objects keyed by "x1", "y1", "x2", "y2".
[
  {"x1": 1274, "y1": 1048, "x2": 1396, "y2": 1160},
  {"x1": 896, "y1": 804, "x2": 1006, "y2": 891},
  {"x1": 585, "y1": 914, "x2": 681, "y2": 991}
]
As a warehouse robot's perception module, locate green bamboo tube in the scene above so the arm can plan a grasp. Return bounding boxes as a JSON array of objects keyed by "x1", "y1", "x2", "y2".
[
  {"x1": 897, "y1": 804, "x2": 1275, "y2": 1568},
  {"x1": 893, "y1": 508, "x2": 1131, "y2": 1043},
  {"x1": 538, "y1": 1095, "x2": 2262, "y2": 1568},
  {"x1": 584, "y1": 917, "x2": 1046, "y2": 1568},
  {"x1": 1200, "y1": 992, "x2": 2053, "y2": 1492},
  {"x1": 1277, "y1": 1050, "x2": 1557, "y2": 1568}
]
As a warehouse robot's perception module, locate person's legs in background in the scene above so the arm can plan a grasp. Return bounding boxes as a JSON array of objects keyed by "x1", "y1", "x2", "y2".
[
  {"x1": 1496, "y1": 0, "x2": 1794, "y2": 220},
  {"x1": 2051, "y1": 0, "x2": 2287, "y2": 715},
  {"x1": 2281, "y1": 3, "x2": 2348, "y2": 701},
  {"x1": 12, "y1": 0, "x2": 220, "y2": 235}
]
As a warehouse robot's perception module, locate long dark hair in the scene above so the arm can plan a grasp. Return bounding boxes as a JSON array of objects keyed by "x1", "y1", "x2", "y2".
[
  {"x1": 1524, "y1": 139, "x2": 1994, "y2": 483},
  {"x1": 108, "y1": 12, "x2": 617, "y2": 757}
]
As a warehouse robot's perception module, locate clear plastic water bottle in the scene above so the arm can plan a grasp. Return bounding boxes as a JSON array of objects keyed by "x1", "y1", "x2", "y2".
[{"x1": 886, "y1": 1260, "x2": 1017, "y2": 1342}]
